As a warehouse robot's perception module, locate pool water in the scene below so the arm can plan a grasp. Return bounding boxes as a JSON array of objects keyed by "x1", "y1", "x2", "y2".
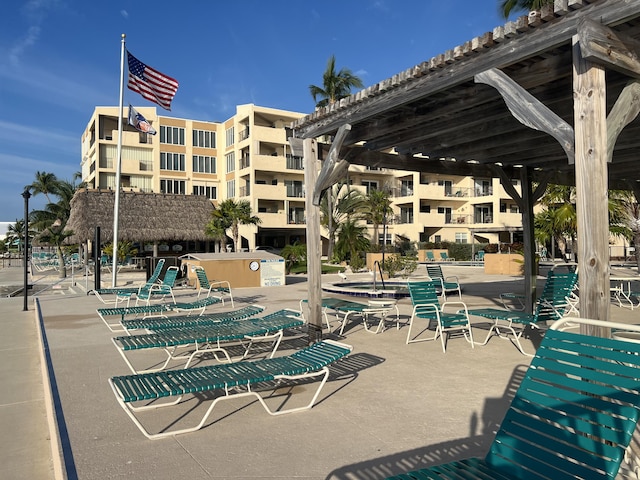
[{"x1": 322, "y1": 281, "x2": 409, "y2": 298}]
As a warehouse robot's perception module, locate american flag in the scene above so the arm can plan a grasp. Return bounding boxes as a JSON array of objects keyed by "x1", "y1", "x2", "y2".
[{"x1": 127, "y1": 51, "x2": 178, "y2": 111}]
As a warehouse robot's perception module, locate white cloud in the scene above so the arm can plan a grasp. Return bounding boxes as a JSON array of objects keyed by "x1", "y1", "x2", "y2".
[
  {"x1": 120, "y1": 10, "x2": 129, "y2": 19},
  {"x1": 0, "y1": 121, "x2": 78, "y2": 155},
  {"x1": 9, "y1": 0, "x2": 63, "y2": 65}
]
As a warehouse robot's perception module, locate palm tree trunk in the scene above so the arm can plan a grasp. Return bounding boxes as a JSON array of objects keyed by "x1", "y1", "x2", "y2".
[{"x1": 56, "y1": 245, "x2": 66, "y2": 278}]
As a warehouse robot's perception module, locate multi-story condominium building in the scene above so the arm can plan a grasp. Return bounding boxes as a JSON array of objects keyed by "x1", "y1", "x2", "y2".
[{"x1": 80, "y1": 105, "x2": 524, "y2": 253}]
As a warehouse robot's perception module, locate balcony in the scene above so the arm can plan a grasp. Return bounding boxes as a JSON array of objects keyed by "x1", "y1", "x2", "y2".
[
  {"x1": 239, "y1": 185, "x2": 251, "y2": 197},
  {"x1": 252, "y1": 183, "x2": 286, "y2": 200}
]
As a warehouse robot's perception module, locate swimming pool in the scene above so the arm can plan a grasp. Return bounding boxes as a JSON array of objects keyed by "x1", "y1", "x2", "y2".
[{"x1": 322, "y1": 281, "x2": 409, "y2": 298}]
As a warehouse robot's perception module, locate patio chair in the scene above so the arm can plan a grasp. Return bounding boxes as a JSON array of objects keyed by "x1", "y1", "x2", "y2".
[
  {"x1": 426, "y1": 264, "x2": 461, "y2": 300},
  {"x1": 425, "y1": 251, "x2": 436, "y2": 262},
  {"x1": 121, "y1": 304, "x2": 265, "y2": 331},
  {"x1": 194, "y1": 266, "x2": 234, "y2": 307},
  {"x1": 109, "y1": 339, "x2": 353, "y2": 439},
  {"x1": 406, "y1": 279, "x2": 473, "y2": 352},
  {"x1": 386, "y1": 317, "x2": 640, "y2": 480},
  {"x1": 97, "y1": 295, "x2": 223, "y2": 331},
  {"x1": 112, "y1": 309, "x2": 304, "y2": 373},
  {"x1": 474, "y1": 250, "x2": 484, "y2": 262},
  {"x1": 467, "y1": 270, "x2": 578, "y2": 356},
  {"x1": 135, "y1": 266, "x2": 179, "y2": 305},
  {"x1": 89, "y1": 259, "x2": 166, "y2": 305},
  {"x1": 299, "y1": 297, "x2": 400, "y2": 334},
  {"x1": 440, "y1": 251, "x2": 455, "y2": 261}
]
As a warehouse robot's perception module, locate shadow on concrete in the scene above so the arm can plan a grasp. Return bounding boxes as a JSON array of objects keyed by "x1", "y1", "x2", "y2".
[{"x1": 326, "y1": 363, "x2": 528, "y2": 480}]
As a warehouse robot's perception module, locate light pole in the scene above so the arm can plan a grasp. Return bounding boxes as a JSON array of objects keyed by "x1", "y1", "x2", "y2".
[{"x1": 22, "y1": 188, "x2": 31, "y2": 311}]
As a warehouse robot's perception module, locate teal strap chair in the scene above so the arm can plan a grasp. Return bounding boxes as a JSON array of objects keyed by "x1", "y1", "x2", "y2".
[
  {"x1": 467, "y1": 270, "x2": 578, "y2": 356},
  {"x1": 112, "y1": 309, "x2": 305, "y2": 373},
  {"x1": 109, "y1": 339, "x2": 353, "y2": 439},
  {"x1": 406, "y1": 279, "x2": 473, "y2": 352},
  {"x1": 426, "y1": 264, "x2": 461, "y2": 300},
  {"x1": 135, "y1": 266, "x2": 179, "y2": 305},
  {"x1": 194, "y1": 266, "x2": 234, "y2": 307},
  {"x1": 386, "y1": 317, "x2": 640, "y2": 480}
]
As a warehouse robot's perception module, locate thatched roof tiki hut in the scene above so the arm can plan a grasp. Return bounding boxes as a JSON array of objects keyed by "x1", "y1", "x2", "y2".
[
  {"x1": 293, "y1": 0, "x2": 640, "y2": 338},
  {"x1": 66, "y1": 189, "x2": 215, "y2": 254}
]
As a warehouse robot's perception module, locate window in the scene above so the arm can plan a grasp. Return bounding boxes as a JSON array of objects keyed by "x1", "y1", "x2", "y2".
[
  {"x1": 160, "y1": 152, "x2": 185, "y2": 171},
  {"x1": 378, "y1": 233, "x2": 392, "y2": 245},
  {"x1": 225, "y1": 126, "x2": 235, "y2": 147},
  {"x1": 434, "y1": 235, "x2": 441, "y2": 243},
  {"x1": 160, "y1": 126, "x2": 185, "y2": 145},
  {"x1": 510, "y1": 204, "x2": 520, "y2": 214},
  {"x1": 286, "y1": 154, "x2": 303, "y2": 170},
  {"x1": 225, "y1": 152, "x2": 235, "y2": 173},
  {"x1": 400, "y1": 179, "x2": 414, "y2": 196},
  {"x1": 361, "y1": 180, "x2": 378, "y2": 194},
  {"x1": 193, "y1": 185, "x2": 217, "y2": 199},
  {"x1": 455, "y1": 232, "x2": 468, "y2": 244},
  {"x1": 399, "y1": 206, "x2": 413, "y2": 224},
  {"x1": 227, "y1": 179, "x2": 235, "y2": 197},
  {"x1": 160, "y1": 179, "x2": 185, "y2": 194},
  {"x1": 192, "y1": 155, "x2": 216, "y2": 173},
  {"x1": 420, "y1": 204, "x2": 430, "y2": 213},
  {"x1": 192, "y1": 129, "x2": 216, "y2": 148},
  {"x1": 285, "y1": 180, "x2": 304, "y2": 198}
]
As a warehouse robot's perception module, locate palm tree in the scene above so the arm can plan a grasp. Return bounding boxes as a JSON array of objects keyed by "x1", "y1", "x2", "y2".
[
  {"x1": 211, "y1": 199, "x2": 261, "y2": 252},
  {"x1": 29, "y1": 171, "x2": 59, "y2": 204},
  {"x1": 6, "y1": 219, "x2": 26, "y2": 253},
  {"x1": 204, "y1": 215, "x2": 229, "y2": 253},
  {"x1": 363, "y1": 188, "x2": 392, "y2": 246},
  {"x1": 335, "y1": 219, "x2": 370, "y2": 270},
  {"x1": 320, "y1": 183, "x2": 367, "y2": 261},
  {"x1": 499, "y1": 0, "x2": 553, "y2": 18},
  {"x1": 309, "y1": 55, "x2": 364, "y2": 108},
  {"x1": 280, "y1": 241, "x2": 307, "y2": 274},
  {"x1": 29, "y1": 177, "x2": 79, "y2": 278}
]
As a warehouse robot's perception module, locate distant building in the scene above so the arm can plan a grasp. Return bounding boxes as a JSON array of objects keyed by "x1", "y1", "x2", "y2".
[
  {"x1": 0, "y1": 222, "x2": 11, "y2": 240},
  {"x1": 81, "y1": 105, "x2": 524, "y2": 253}
]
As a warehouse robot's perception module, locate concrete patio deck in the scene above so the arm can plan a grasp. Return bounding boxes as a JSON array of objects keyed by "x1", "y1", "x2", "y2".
[{"x1": 2, "y1": 262, "x2": 639, "y2": 480}]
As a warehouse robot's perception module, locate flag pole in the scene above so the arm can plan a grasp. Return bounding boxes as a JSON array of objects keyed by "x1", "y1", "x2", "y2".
[{"x1": 111, "y1": 33, "x2": 126, "y2": 287}]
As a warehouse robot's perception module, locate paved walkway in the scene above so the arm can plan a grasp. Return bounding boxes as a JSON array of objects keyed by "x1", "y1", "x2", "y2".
[{"x1": 2, "y1": 262, "x2": 640, "y2": 479}]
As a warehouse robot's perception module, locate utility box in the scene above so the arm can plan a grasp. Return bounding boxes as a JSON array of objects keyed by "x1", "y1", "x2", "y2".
[{"x1": 179, "y1": 252, "x2": 285, "y2": 288}]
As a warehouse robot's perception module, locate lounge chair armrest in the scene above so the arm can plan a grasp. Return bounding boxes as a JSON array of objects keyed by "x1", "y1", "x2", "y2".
[
  {"x1": 441, "y1": 301, "x2": 468, "y2": 313},
  {"x1": 412, "y1": 303, "x2": 440, "y2": 315}
]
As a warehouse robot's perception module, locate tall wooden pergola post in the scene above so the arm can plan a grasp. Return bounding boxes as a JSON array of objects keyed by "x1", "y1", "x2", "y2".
[{"x1": 573, "y1": 35, "x2": 610, "y2": 336}]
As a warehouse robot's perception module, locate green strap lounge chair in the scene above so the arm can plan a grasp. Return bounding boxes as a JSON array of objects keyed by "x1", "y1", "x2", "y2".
[
  {"x1": 300, "y1": 298, "x2": 400, "y2": 334},
  {"x1": 112, "y1": 309, "x2": 304, "y2": 373},
  {"x1": 121, "y1": 304, "x2": 265, "y2": 331},
  {"x1": 425, "y1": 264, "x2": 461, "y2": 300},
  {"x1": 135, "y1": 266, "x2": 179, "y2": 305},
  {"x1": 89, "y1": 258, "x2": 166, "y2": 306},
  {"x1": 109, "y1": 339, "x2": 352, "y2": 439},
  {"x1": 194, "y1": 266, "x2": 234, "y2": 307},
  {"x1": 98, "y1": 296, "x2": 222, "y2": 332},
  {"x1": 386, "y1": 317, "x2": 640, "y2": 480},
  {"x1": 406, "y1": 279, "x2": 473, "y2": 352},
  {"x1": 467, "y1": 271, "x2": 578, "y2": 356}
]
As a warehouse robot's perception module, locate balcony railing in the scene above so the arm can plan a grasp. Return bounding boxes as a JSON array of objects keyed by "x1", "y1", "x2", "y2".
[
  {"x1": 474, "y1": 187, "x2": 493, "y2": 197},
  {"x1": 238, "y1": 128, "x2": 250, "y2": 141},
  {"x1": 240, "y1": 156, "x2": 250, "y2": 169},
  {"x1": 239, "y1": 185, "x2": 250, "y2": 197},
  {"x1": 286, "y1": 155, "x2": 304, "y2": 170}
]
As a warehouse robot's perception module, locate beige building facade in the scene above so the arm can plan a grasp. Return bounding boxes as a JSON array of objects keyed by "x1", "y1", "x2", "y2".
[{"x1": 80, "y1": 105, "x2": 525, "y2": 253}]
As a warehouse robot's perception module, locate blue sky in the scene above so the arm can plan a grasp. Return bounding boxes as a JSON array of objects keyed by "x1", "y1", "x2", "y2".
[{"x1": 0, "y1": 0, "x2": 520, "y2": 221}]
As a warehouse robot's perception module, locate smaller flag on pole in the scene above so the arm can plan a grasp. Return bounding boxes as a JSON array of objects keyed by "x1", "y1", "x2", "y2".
[
  {"x1": 128, "y1": 105, "x2": 157, "y2": 135},
  {"x1": 127, "y1": 50, "x2": 178, "y2": 110}
]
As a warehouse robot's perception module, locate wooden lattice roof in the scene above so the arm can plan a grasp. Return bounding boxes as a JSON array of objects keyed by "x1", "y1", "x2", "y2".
[{"x1": 293, "y1": 0, "x2": 640, "y2": 190}]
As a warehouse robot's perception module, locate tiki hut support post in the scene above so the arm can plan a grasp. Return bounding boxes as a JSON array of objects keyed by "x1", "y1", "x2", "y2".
[{"x1": 573, "y1": 34, "x2": 610, "y2": 336}]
